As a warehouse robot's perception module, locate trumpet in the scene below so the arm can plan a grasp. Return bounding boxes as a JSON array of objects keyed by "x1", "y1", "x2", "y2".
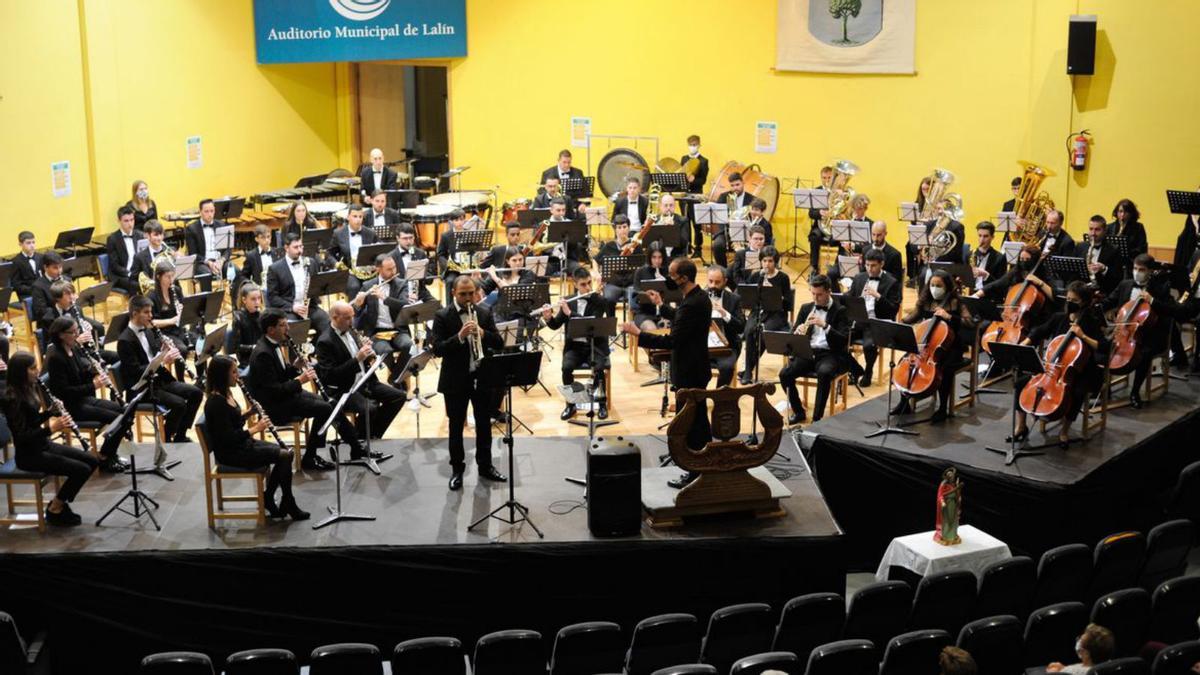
[
  {"x1": 37, "y1": 380, "x2": 90, "y2": 452},
  {"x1": 465, "y1": 303, "x2": 484, "y2": 371},
  {"x1": 237, "y1": 383, "x2": 288, "y2": 450}
]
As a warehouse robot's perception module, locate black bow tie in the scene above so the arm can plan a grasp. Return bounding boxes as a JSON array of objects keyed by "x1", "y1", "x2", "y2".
[
  {"x1": 869, "y1": 277, "x2": 880, "y2": 281},
  {"x1": 373, "y1": 171, "x2": 382, "y2": 175},
  {"x1": 123, "y1": 235, "x2": 133, "y2": 239},
  {"x1": 291, "y1": 261, "x2": 301, "y2": 267},
  {"x1": 349, "y1": 231, "x2": 360, "y2": 237}
]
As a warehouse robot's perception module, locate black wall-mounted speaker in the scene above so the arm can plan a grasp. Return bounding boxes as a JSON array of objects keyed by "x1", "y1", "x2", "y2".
[{"x1": 1067, "y1": 15, "x2": 1097, "y2": 75}]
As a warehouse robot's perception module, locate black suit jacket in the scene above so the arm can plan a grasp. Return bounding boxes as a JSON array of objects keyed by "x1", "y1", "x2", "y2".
[
  {"x1": 856, "y1": 243, "x2": 904, "y2": 281},
  {"x1": 390, "y1": 246, "x2": 433, "y2": 290},
  {"x1": 30, "y1": 275, "x2": 56, "y2": 328},
  {"x1": 358, "y1": 165, "x2": 399, "y2": 197},
  {"x1": 44, "y1": 344, "x2": 95, "y2": 407},
  {"x1": 546, "y1": 294, "x2": 610, "y2": 355},
  {"x1": 184, "y1": 220, "x2": 227, "y2": 274},
  {"x1": 240, "y1": 246, "x2": 279, "y2": 291},
  {"x1": 365, "y1": 207, "x2": 403, "y2": 234},
  {"x1": 130, "y1": 246, "x2": 168, "y2": 282},
  {"x1": 245, "y1": 337, "x2": 304, "y2": 409},
  {"x1": 355, "y1": 275, "x2": 431, "y2": 336},
  {"x1": 1107, "y1": 220, "x2": 1149, "y2": 265},
  {"x1": 1074, "y1": 240, "x2": 1124, "y2": 295},
  {"x1": 710, "y1": 288, "x2": 744, "y2": 353},
  {"x1": 681, "y1": 154, "x2": 709, "y2": 193},
  {"x1": 1173, "y1": 215, "x2": 1200, "y2": 293},
  {"x1": 794, "y1": 300, "x2": 850, "y2": 354},
  {"x1": 9, "y1": 253, "x2": 42, "y2": 298},
  {"x1": 715, "y1": 190, "x2": 755, "y2": 215},
  {"x1": 315, "y1": 327, "x2": 377, "y2": 393},
  {"x1": 265, "y1": 257, "x2": 317, "y2": 311},
  {"x1": 1002, "y1": 198, "x2": 1016, "y2": 213},
  {"x1": 329, "y1": 225, "x2": 378, "y2": 267},
  {"x1": 430, "y1": 302, "x2": 504, "y2": 394},
  {"x1": 1039, "y1": 229, "x2": 1077, "y2": 259},
  {"x1": 611, "y1": 195, "x2": 650, "y2": 227},
  {"x1": 531, "y1": 192, "x2": 576, "y2": 217},
  {"x1": 104, "y1": 229, "x2": 145, "y2": 282},
  {"x1": 969, "y1": 247, "x2": 1009, "y2": 300},
  {"x1": 848, "y1": 271, "x2": 901, "y2": 322},
  {"x1": 228, "y1": 309, "x2": 261, "y2": 363},
  {"x1": 729, "y1": 247, "x2": 763, "y2": 285},
  {"x1": 635, "y1": 285, "x2": 712, "y2": 389},
  {"x1": 116, "y1": 324, "x2": 177, "y2": 393},
  {"x1": 540, "y1": 166, "x2": 584, "y2": 185}
]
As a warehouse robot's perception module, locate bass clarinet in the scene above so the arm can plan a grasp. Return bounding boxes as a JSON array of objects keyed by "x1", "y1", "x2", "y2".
[{"x1": 37, "y1": 380, "x2": 91, "y2": 453}]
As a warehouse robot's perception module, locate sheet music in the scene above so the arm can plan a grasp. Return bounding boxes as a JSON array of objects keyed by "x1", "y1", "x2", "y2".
[
  {"x1": 907, "y1": 225, "x2": 929, "y2": 246},
  {"x1": 995, "y1": 211, "x2": 1017, "y2": 232},
  {"x1": 707, "y1": 331, "x2": 725, "y2": 348},
  {"x1": 583, "y1": 206, "x2": 609, "y2": 226},
  {"x1": 745, "y1": 250, "x2": 762, "y2": 272},
  {"x1": 526, "y1": 255, "x2": 549, "y2": 276},
  {"x1": 1001, "y1": 241, "x2": 1025, "y2": 264},
  {"x1": 404, "y1": 258, "x2": 428, "y2": 281},
  {"x1": 837, "y1": 255, "x2": 860, "y2": 278},
  {"x1": 897, "y1": 202, "x2": 920, "y2": 222}
]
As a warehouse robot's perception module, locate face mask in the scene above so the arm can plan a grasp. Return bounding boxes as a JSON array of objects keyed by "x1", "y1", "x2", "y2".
[
  {"x1": 663, "y1": 276, "x2": 679, "y2": 291},
  {"x1": 137, "y1": 189, "x2": 149, "y2": 200},
  {"x1": 688, "y1": 145, "x2": 700, "y2": 155},
  {"x1": 1133, "y1": 270, "x2": 1148, "y2": 285},
  {"x1": 1075, "y1": 639, "x2": 1084, "y2": 655},
  {"x1": 930, "y1": 286, "x2": 946, "y2": 300},
  {"x1": 1066, "y1": 301, "x2": 1081, "y2": 314}
]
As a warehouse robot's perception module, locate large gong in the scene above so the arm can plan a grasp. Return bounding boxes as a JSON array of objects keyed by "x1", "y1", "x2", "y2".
[{"x1": 596, "y1": 147, "x2": 651, "y2": 198}]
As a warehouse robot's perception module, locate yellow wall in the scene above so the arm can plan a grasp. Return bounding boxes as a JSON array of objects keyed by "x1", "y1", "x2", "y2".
[
  {"x1": 448, "y1": 0, "x2": 1200, "y2": 250},
  {"x1": 0, "y1": 0, "x2": 348, "y2": 247}
]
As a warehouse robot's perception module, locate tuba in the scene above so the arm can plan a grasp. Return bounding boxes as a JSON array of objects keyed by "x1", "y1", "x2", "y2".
[
  {"x1": 925, "y1": 193, "x2": 964, "y2": 261},
  {"x1": 822, "y1": 159, "x2": 859, "y2": 236},
  {"x1": 1010, "y1": 161, "x2": 1056, "y2": 245},
  {"x1": 918, "y1": 168, "x2": 955, "y2": 221}
]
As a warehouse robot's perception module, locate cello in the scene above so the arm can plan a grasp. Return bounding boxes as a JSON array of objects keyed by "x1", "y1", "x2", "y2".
[
  {"x1": 1107, "y1": 292, "x2": 1157, "y2": 375},
  {"x1": 1018, "y1": 301, "x2": 1093, "y2": 422},
  {"x1": 981, "y1": 254, "x2": 1048, "y2": 354},
  {"x1": 892, "y1": 311, "x2": 953, "y2": 400}
]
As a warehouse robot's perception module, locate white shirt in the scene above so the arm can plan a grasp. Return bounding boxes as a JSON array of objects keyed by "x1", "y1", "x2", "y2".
[
  {"x1": 347, "y1": 226, "x2": 364, "y2": 266},
  {"x1": 200, "y1": 220, "x2": 219, "y2": 261},
  {"x1": 809, "y1": 304, "x2": 831, "y2": 350},
  {"x1": 571, "y1": 298, "x2": 589, "y2": 342},
  {"x1": 1042, "y1": 232, "x2": 1058, "y2": 254},
  {"x1": 731, "y1": 191, "x2": 748, "y2": 211},
  {"x1": 376, "y1": 280, "x2": 395, "y2": 330},
  {"x1": 1130, "y1": 284, "x2": 1146, "y2": 304},
  {"x1": 558, "y1": 168, "x2": 571, "y2": 180},
  {"x1": 258, "y1": 247, "x2": 273, "y2": 272},
  {"x1": 371, "y1": 210, "x2": 388, "y2": 226},
  {"x1": 372, "y1": 171, "x2": 383, "y2": 192},
  {"x1": 338, "y1": 329, "x2": 364, "y2": 372},
  {"x1": 120, "y1": 230, "x2": 137, "y2": 264},
  {"x1": 627, "y1": 198, "x2": 641, "y2": 230},
  {"x1": 864, "y1": 278, "x2": 880, "y2": 318},
  {"x1": 135, "y1": 326, "x2": 154, "y2": 361},
  {"x1": 24, "y1": 254, "x2": 36, "y2": 273},
  {"x1": 266, "y1": 337, "x2": 287, "y2": 369},
  {"x1": 287, "y1": 257, "x2": 307, "y2": 302}
]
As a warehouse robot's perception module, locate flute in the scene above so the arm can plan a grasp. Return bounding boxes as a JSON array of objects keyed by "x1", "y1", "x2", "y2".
[
  {"x1": 37, "y1": 380, "x2": 90, "y2": 452},
  {"x1": 529, "y1": 291, "x2": 597, "y2": 317}
]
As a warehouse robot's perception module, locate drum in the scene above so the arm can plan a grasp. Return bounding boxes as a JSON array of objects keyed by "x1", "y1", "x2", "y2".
[
  {"x1": 501, "y1": 199, "x2": 531, "y2": 224},
  {"x1": 597, "y1": 147, "x2": 651, "y2": 198},
  {"x1": 706, "y1": 161, "x2": 782, "y2": 221},
  {"x1": 402, "y1": 203, "x2": 457, "y2": 249},
  {"x1": 425, "y1": 190, "x2": 491, "y2": 211}
]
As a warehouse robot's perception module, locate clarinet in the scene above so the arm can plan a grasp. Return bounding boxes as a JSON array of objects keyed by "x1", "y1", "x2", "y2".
[
  {"x1": 80, "y1": 347, "x2": 125, "y2": 407},
  {"x1": 285, "y1": 334, "x2": 332, "y2": 400},
  {"x1": 238, "y1": 384, "x2": 289, "y2": 449},
  {"x1": 37, "y1": 380, "x2": 91, "y2": 452}
]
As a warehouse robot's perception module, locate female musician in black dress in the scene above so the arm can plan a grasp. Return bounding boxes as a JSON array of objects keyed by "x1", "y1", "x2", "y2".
[
  {"x1": 739, "y1": 245, "x2": 792, "y2": 384},
  {"x1": 44, "y1": 317, "x2": 131, "y2": 473},
  {"x1": 1107, "y1": 198, "x2": 1149, "y2": 271},
  {"x1": 203, "y1": 355, "x2": 308, "y2": 520},
  {"x1": 3, "y1": 352, "x2": 98, "y2": 526},
  {"x1": 125, "y1": 179, "x2": 158, "y2": 230},
  {"x1": 892, "y1": 268, "x2": 974, "y2": 422},
  {"x1": 1009, "y1": 281, "x2": 1107, "y2": 447},
  {"x1": 229, "y1": 283, "x2": 264, "y2": 364},
  {"x1": 633, "y1": 243, "x2": 670, "y2": 331},
  {"x1": 148, "y1": 260, "x2": 196, "y2": 379},
  {"x1": 282, "y1": 200, "x2": 320, "y2": 238}
]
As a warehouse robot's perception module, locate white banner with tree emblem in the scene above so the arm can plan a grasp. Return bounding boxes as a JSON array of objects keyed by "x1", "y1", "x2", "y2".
[{"x1": 776, "y1": 0, "x2": 916, "y2": 74}]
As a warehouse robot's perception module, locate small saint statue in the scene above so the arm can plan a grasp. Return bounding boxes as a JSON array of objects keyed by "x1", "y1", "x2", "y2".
[{"x1": 934, "y1": 467, "x2": 963, "y2": 545}]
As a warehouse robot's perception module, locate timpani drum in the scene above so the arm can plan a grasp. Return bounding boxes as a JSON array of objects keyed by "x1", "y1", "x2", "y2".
[
  {"x1": 425, "y1": 190, "x2": 490, "y2": 210},
  {"x1": 402, "y1": 203, "x2": 457, "y2": 249},
  {"x1": 706, "y1": 161, "x2": 782, "y2": 221}
]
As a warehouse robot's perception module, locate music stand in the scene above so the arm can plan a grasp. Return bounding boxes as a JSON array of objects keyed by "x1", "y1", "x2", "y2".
[
  {"x1": 339, "y1": 355, "x2": 394, "y2": 476},
  {"x1": 313, "y1": 384, "x2": 377, "y2": 530},
  {"x1": 403, "y1": 258, "x2": 430, "y2": 286},
  {"x1": 500, "y1": 283, "x2": 554, "y2": 391},
  {"x1": 898, "y1": 202, "x2": 921, "y2": 223},
  {"x1": 61, "y1": 256, "x2": 95, "y2": 282},
  {"x1": 54, "y1": 227, "x2": 94, "y2": 258},
  {"x1": 178, "y1": 293, "x2": 208, "y2": 331},
  {"x1": 995, "y1": 211, "x2": 1017, "y2": 233},
  {"x1": 983, "y1": 342, "x2": 1046, "y2": 465},
  {"x1": 127, "y1": 348, "x2": 183, "y2": 479},
  {"x1": 641, "y1": 224, "x2": 681, "y2": 254},
  {"x1": 355, "y1": 242, "x2": 393, "y2": 268},
  {"x1": 309, "y1": 269, "x2": 349, "y2": 304},
  {"x1": 727, "y1": 219, "x2": 751, "y2": 250},
  {"x1": 1001, "y1": 241, "x2": 1025, "y2": 265},
  {"x1": 831, "y1": 220, "x2": 872, "y2": 249},
  {"x1": 599, "y1": 255, "x2": 642, "y2": 347},
  {"x1": 837, "y1": 255, "x2": 861, "y2": 280},
  {"x1": 517, "y1": 208, "x2": 551, "y2": 228},
  {"x1": 1046, "y1": 255, "x2": 1090, "y2": 284},
  {"x1": 213, "y1": 198, "x2": 246, "y2": 220},
  {"x1": 582, "y1": 206, "x2": 609, "y2": 227},
  {"x1": 547, "y1": 220, "x2": 587, "y2": 281},
  {"x1": 1166, "y1": 189, "x2": 1200, "y2": 215},
  {"x1": 76, "y1": 282, "x2": 110, "y2": 322},
  {"x1": 468, "y1": 350, "x2": 545, "y2": 538},
  {"x1": 396, "y1": 349, "x2": 436, "y2": 437},
  {"x1": 1105, "y1": 235, "x2": 1131, "y2": 268},
  {"x1": 694, "y1": 202, "x2": 728, "y2": 260},
  {"x1": 452, "y1": 228, "x2": 494, "y2": 265},
  {"x1": 96, "y1": 391, "x2": 161, "y2": 528},
  {"x1": 384, "y1": 189, "x2": 422, "y2": 210},
  {"x1": 562, "y1": 176, "x2": 595, "y2": 200},
  {"x1": 907, "y1": 225, "x2": 930, "y2": 249},
  {"x1": 648, "y1": 173, "x2": 688, "y2": 193},
  {"x1": 302, "y1": 228, "x2": 335, "y2": 257},
  {"x1": 864, "y1": 319, "x2": 920, "y2": 439},
  {"x1": 565, "y1": 316, "x2": 618, "y2": 434},
  {"x1": 929, "y1": 262, "x2": 975, "y2": 290},
  {"x1": 397, "y1": 301, "x2": 441, "y2": 424},
  {"x1": 286, "y1": 319, "x2": 311, "y2": 347},
  {"x1": 172, "y1": 254, "x2": 198, "y2": 283}
]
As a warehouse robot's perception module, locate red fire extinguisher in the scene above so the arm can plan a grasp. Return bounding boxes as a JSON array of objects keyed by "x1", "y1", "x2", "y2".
[{"x1": 1068, "y1": 130, "x2": 1091, "y2": 170}]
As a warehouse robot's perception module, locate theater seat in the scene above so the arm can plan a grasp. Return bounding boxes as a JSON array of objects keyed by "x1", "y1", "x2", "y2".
[
  {"x1": 308, "y1": 643, "x2": 381, "y2": 675},
  {"x1": 804, "y1": 639, "x2": 877, "y2": 675},
  {"x1": 1, "y1": 611, "x2": 48, "y2": 674},
  {"x1": 1140, "y1": 520, "x2": 1194, "y2": 591},
  {"x1": 728, "y1": 650, "x2": 801, "y2": 674},
  {"x1": 649, "y1": 666, "x2": 716, "y2": 675},
  {"x1": 625, "y1": 613, "x2": 701, "y2": 675},
  {"x1": 1152, "y1": 640, "x2": 1200, "y2": 675},
  {"x1": 139, "y1": 651, "x2": 215, "y2": 675},
  {"x1": 390, "y1": 637, "x2": 465, "y2": 675},
  {"x1": 1022, "y1": 602, "x2": 1088, "y2": 668},
  {"x1": 975, "y1": 555, "x2": 1035, "y2": 622},
  {"x1": 473, "y1": 630, "x2": 543, "y2": 675},
  {"x1": 1033, "y1": 544, "x2": 1092, "y2": 609},
  {"x1": 956, "y1": 615, "x2": 1023, "y2": 675},
  {"x1": 698, "y1": 602, "x2": 774, "y2": 674},
  {"x1": 223, "y1": 648, "x2": 298, "y2": 675},
  {"x1": 1148, "y1": 576, "x2": 1200, "y2": 645},
  {"x1": 843, "y1": 580, "x2": 912, "y2": 653},
  {"x1": 771, "y1": 592, "x2": 844, "y2": 664},
  {"x1": 549, "y1": 621, "x2": 624, "y2": 675},
  {"x1": 879, "y1": 629, "x2": 952, "y2": 675},
  {"x1": 1164, "y1": 461, "x2": 1200, "y2": 527},
  {"x1": 1092, "y1": 588, "x2": 1153, "y2": 658},
  {"x1": 1089, "y1": 532, "x2": 1147, "y2": 601},
  {"x1": 1089, "y1": 656, "x2": 1151, "y2": 674},
  {"x1": 909, "y1": 570, "x2": 977, "y2": 636}
]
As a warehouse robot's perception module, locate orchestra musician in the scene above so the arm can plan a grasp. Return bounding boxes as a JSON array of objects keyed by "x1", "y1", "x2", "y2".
[
  {"x1": 478, "y1": 246, "x2": 536, "y2": 314},
  {"x1": 126, "y1": 179, "x2": 159, "y2": 231},
  {"x1": 540, "y1": 149, "x2": 584, "y2": 185},
  {"x1": 316, "y1": 301, "x2": 407, "y2": 442},
  {"x1": 892, "y1": 269, "x2": 973, "y2": 423},
  {"x1": 366, "y1": 190, "x2": 403, "y2": 235},
  {"x1": 542, "y1": 267, "x2": 610, "y2": 421},
  {"x1": 1076, "y1": 215, "x2": 1123, "y2": 296},
  {"x1": 358, "y1": 148, "x2": 400, "y2": 199},
  {"x1": 43, "y1": 280, "x2": 116, "y2": 364},
  {"x1": 739, "y1": 246, "x2": 792, "y2": 385},
  {"x1": 246, "y1": 308, "x2": 363, "y2": 471},
  {"x1": 3, "y1": 352, "x2": 99, "y2": 527},
  {"x1": 729, "y1": 225, "x2": 767, "y2": 285},
  {"x1": 611, "y1": 177, "x2": 648, "y2": 232},
  {"x1": 828, "y1": 220, "x2": 903, "y2": 289},
  {"x1": 483, "y1": 222, "x2": 526, "y2": 268},
  {"x1": 544, "y1": 197, "x2": 589, "y2": 275},
  {"x1": 846, "y1": 249, "x2": 901, "y2": 387},
  {"x1": 44, "y1": 317, "x2": 131, "y2": 473},
  {"x1": 905, "y1": 176, "x2": 933, "y2": 287},
  {"x1": 30, "y1": 252, "x2": 70, "y2": 330},
  {"x1": 531, "y1": 175, "x2": 576, "y2": 217},
  {"x1": 1008, "y1": 281, "x2": 1107, "y2": 448},
  {"x1": 633, "y1": 244, "x2": 671, "y2": 331},
  {"x1": 1039, "y1": 209, "x2": 1076, "y2": 259},
  {"x1": 681, "y1": 135, "x2": 709, "y2": 255},
  {"x1": 390, "y1": 223, "x2": 433, "y2": 294},
  {"x1": 1101, "y1": 254, "x2": 1173, "y2": 408},
  {"x1": 266, "y1": 233, "x2": 332, "y2": 338},
  {"x1": 1170, "y1": 206, "x2": 1200, "y2": 373},
  {"x1": 117, "y1": 295, "x2": 203, "y2": 443},
  {"x1": 229, "y1": 283, "x2": 264, "y2": 364},
  {"x1": 430, "y1": 276, "x2": 508, "y2": 491},
  {"x1": 597, "y1": 216, "x2": 639, "y2": 316},
  {"x1": 970, "y1": 222, "x2": 1009, "y2": 301},
  {"x1": 184, "y1": 198, "x2": 228, "y2": 292},
  {"x1": 330, "y1": 204, "x2": 378, "y2": 298},
  {"x1": 808, "y1": 166, "x2": 836, "y2": 277},
  {"x1": 281, "y1": 200, "x2": 320, "y2": 239},
  {"x1": 353, "y1": 253, "x2": 435, "y2": 384},
  {"x1": 237, "y1": 224, "x2": 277, "y2": 304},
  {"x1": 436, "y1": 208, "x2": 471, "y2": 288},
  {"x1": 621, "y1": 257, "x2": 712, "y2": 488},
  {"x1": 105, "y1": 205, "x2": 146, "y2": 294},
  {"x1": 713, "y1": 171, "x2": 755, "y2": 267},
  {"x1": 779, "y1": 275, "x2": 851, "y2": 425},
  {"x1": 147, "y1": 261, "x2": 197, "y2": 379},
  {"x1": 650, "y1": 193, "x2": 684, "y2": 256},
  {"x1": 978, "y1": 244, "x2": 1054, "y2": 314},
  {"x1": 10, "y1": 231, "x2": 42, "y2": 299},
  {"x1": 707, "y1": 265, "x2": 744, "y2": 388},
  {"x1": 129, "y1": 220, "x2": 173, "y2": 282},
  {"x1": 748, "y1": 197, "x2": 774, "y2": 246},
  {"x1": 1001, "y1": 176, "x2": 1021, "y2": 214},
  {"x1": 1107, "y1": 199, "x2": 1149, "y2": 272},
  {"x1": 204, "y1": 355, "x2": 309, "y2": 520}
]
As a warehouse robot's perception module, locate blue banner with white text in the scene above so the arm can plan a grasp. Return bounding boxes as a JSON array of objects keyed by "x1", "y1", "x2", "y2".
[{"x1": 253, "y1": 0, "x2": 466, "y2": 64}]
